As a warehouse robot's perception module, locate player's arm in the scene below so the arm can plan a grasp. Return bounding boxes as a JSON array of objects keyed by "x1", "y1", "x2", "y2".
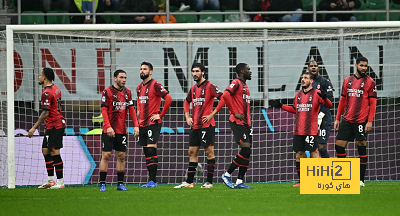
[
  {"x1": 366, "y1": 83, "x2": 378, "y2": 133},
  {"x1": 28, "y1": 110, "x2": 49, "y2": 138},
  {"x1": 269, "y1": 99, "x2": 296, "y2": 114},
  {"x1": 202, "y1": 97, "x2": 225, "y2": 123},
  {"x1": 101, "y1": 106, "x2": 115, "y2": 137},
  {"x1": 150, "y1": 93, "x2": 173, "y2": 121},
  {"x1": 184, "y1": 99, "x2": 193, "y2": 127},
  {"x1": 128, "y1": 106, "x2": 139, "y2": 137},
  {"x1": 325, "y1": 79, "x2": 334, "y2": 104},
  {"x1": 222, "y1": 90, "x2": 244, "y2": 121},
  {"x1": 334, "y1": 95, "x2": 347, "y2": 130},
  {"x1": 317, "y1": 91, "x2": 333, "y2": 108}
]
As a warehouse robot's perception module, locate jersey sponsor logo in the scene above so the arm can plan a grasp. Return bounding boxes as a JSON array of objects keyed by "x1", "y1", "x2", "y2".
[
  {"x1": 192, "y1": 98, "x2": 205, "y2": 106},
  {"x1": 113, "y1": 101, "x2": 128, "y2": 110},
  {"x1": 102, "y1": 96, "x2": 106, "y2": 102},
  {"x1": 347, "y1": 88, "x2": 364, "y2": 97},
  {"x1": 243, "y1": 94, "x2": 250, "y2": 103},
  {"x1": 139, "y1": 96, "x2": 149, "y2": 104},
  {"x1": 297, "y1": 103, "x2": 313, "y2": 112}
]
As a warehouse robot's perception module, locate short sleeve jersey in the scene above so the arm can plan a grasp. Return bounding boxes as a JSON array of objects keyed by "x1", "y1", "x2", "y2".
[
  {"x1": 41, "y1": 84, "x2": 66, "y2": 130},
  {"x1": 185, "y1": 80, "x2": 223, "y2": 129},
  {"x1": 293, "y1": 88, "x2": 325, "y2": 135},
  {"x1": 101, "y1": 85, "x2": 134, "y2": 134},
  {"x1": 137, "y1": 79, "x2": 169, "y2": 127},
  {"x1": 225, "y1": 78, "x2": 251, "y2": 126},
  {"x1": 340, "y1": 74, "x2": 377, "y2": 123}
]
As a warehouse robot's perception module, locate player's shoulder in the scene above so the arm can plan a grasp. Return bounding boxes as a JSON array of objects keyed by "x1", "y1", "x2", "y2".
[{"x1": 365, "y1": 75, "x2": 376, "y2": 84}]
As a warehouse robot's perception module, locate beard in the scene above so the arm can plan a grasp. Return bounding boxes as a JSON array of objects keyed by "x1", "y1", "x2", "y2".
[
  {"x1": 140, "y1": 73, "x2": 149, "y2": 80},
  {"x1": 357, "y1": 68, "x2": 367, "y2": 77},
  {"x1": 301, "y1": 83, "x2": 310, "y2": 89},
  {"x1": 39, "y1": 81, "x2": 43, "y2": 85}
]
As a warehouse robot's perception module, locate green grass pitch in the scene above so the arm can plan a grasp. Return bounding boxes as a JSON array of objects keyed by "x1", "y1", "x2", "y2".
[{"x1": 1, "y1": 182, "x2": 399, "y2": 216}]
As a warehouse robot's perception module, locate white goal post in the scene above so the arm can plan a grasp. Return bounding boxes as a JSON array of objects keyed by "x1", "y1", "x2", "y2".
[{"x1": 2, "y1": 22, "x2": 400, "y2": 188}]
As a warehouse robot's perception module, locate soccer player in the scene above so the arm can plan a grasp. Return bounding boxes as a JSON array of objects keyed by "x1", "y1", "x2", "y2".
[
  {"x1": 334, "y1": 56, "x2": 377, "y2": 187},
  {"x1": 308, "y1": 61, "x2": 334, "y2": 158},
  {"x1": 137, "y1": 61, "x2": 173, "y2": 187},
  {"x1": 28, "y1": 67, "x2": 66, "y2": 189},
  {"x1": 174, "y1": 63, "x2": 225, "y2": 189},
  {"x1": 270, "y1": 72, "x2": 333, "y2": 187},
  {"x1": 220, "y1": 63, "x2": 254, "y2": 189},
  {"x1": 99, "y1": 69, "x2": 139, "y2": 192}
]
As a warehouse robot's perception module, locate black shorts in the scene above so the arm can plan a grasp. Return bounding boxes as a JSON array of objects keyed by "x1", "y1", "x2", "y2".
[
  {"x1": 138, "y1": 122, "x2": 162, "y2": 146},
  {"x1": 336, "y1": 120, "x2": 368, "y2": 142},
  {"x1": 319, "y1": 115, "x2": 332, "y2": 144},
  {"x1": 189, "y1": 126, "x2": 215, "y2": 147},
  {"x1": 102, "y1": 133, "x2": 128, "y2": 152},
  {"x1": 42, "y1": 127, "x2": 65, "y2": 150},
  {"x1": 229, "y1": 121, "x2": 253, "y2": 144},
  {"x1": 293, "y1": 135, "x2": 319, "y2": 152}
]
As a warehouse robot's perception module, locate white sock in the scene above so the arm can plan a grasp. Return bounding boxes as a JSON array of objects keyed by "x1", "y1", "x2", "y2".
[
  {"x1": 57, "y1": 178, "x2": 64, "y2": 185},
  {"x1": 48, "y1": 176, "x2": 54, "y2": 182},
  {"x1": 236, "y1": 179, "x2": 243, "y2": 185},
  {"x1": 224, "y1": 172, "x2": 231, "y2": 177}
]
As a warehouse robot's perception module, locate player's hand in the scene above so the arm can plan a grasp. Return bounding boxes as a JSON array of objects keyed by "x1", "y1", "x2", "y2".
[
  {"x1": 330, "y1": 3, "x2": 337, "y2": 8},
  {"x1": 317, "y1": 91, "x2": 327, "y2": 100},
  {"x1": 106, "y1": 127, "x2": 115, "y2": 137},
  {"x1": 234, "y1": 113, "x2": 245, "y2": 121},
  {"x1": 269, "y1": 100, "x2": 282, "y2": 108},
  {"x1": 186, "y1": 117, "x2": 193, "y2": 127},
  {"x1": 28, "y1": 127, "x2": 35, "y2": 138},
  {"x1": 365, "y1": 122, "x2": 372, "y2": 133},
  {"x1": 150, "y1": 114, "x2": 160, "y2": 122},
  {"x1": 202, "y1": 114, "x2": 214, "y2": 123},
  {"x1": 334, "y1": 120, "x2": 340, "y2": 131},
  {"x1": 133, "y1": 126, "x2": 139, "y2": 137}
]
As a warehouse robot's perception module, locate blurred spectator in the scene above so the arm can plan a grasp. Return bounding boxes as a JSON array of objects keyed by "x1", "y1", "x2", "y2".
[
  {"x1": 170, "y1": 0, "x2": 191, "y2": 11},
  {"x1": 43, "y1": 0, "x2": 70, "y2": 12},
  {"x1": 253, "y1": 0, "x2": 270, "y2": 22},
  {"x1": 120, "y1": 0, "x2": 155, "y2": 23},
  {"x1": 319, "y1": 0, "x2": 361, "y2": 21},
  {"x1": 219, "y1": 0, "x2": 238, "y2": 10},
  {"x1": 153, "y1": 0, "x2": 177, "y2": 23},
  {"x1": 243, "y1": 0, "x2": 261, "y2": 21},
  {"x1": 69, "y1": 0, "x2": 106, "y2": 24},
  {"x1": 268, "y1": 0, "x2": 303, "y2": 22},
  {"x1": 14, "y1": 0, "x2": 45, "y2": 12},
  {"x1": 193, "y1": 0, "x2": 220, "y2": 12},
  {"x1": 104, "y1": 0, "x2": 120, "y2": 11}
]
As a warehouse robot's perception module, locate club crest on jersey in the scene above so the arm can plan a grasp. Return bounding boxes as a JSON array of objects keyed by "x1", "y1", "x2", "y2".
[
  {"x1": 309, "y1": 95, "x2": 313, "y2": 101},
  {"x1": 243, "y1": 133, "x2": 246, "y2": 140},
  {"x1": 361, "y1": 82, "x2": 364, "y2": 87},
  {"x1": 146, "y1": 88, "x2": 149, "y2": 94},
  {"x1": 202, "y1": 89, "x2": 205, "y2": 95},
  {"x1": 125, "y1": 95, "x2": 128, "y2": 100},
  {"x1": 317, "y1": 84, "x2": 320, "y2": 89},
  {"x1": 102, "y1": 96, "x2": 106, "y2": 102},
  {"x1": 348, "y1": 81, "x2": 352, "y2": 86}
]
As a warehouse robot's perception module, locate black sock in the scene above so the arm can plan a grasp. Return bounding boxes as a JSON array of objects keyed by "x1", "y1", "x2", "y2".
[
  {"x1": 357, "y1": 146, "x2": 368, "y2": 182},
  {"x1": 143, "y1": 147, "x2": 151, "y2": 178},
  {"x1": 296, "y1": 161, "x2": 300, "y2": 181},
  {"x1": 147, "y1": 147, "x2": 158, "y2": 182},
  {"x1": 206, "y1": 159, "x2": 215, "y2": 183},
  {"x1": 44, "y1": 154, "x2": 54, "y2": 178},
  {"x1": 186, "y1": 162, "x2": 198, "y2": 183},
  {"x1": 228, "y1": 147, "x2": 250, "y2": 174},
  {"x1": 52, "y1": 155, "x2": 63, "y2": 181},
  {"x1": 100, "y1": 171, "x2": 107, "y2": 184},
  {"x1": 237, "y1": 147, "x2": 251, "y2": 180},
  {"x1": 320, "y1": 149, "x2": 330, "y2": 158},
  {"x1": 335, "y1": 145, "x2": 347, "y2": 158},
  {"x1": 117, "y1": 171, "x2": 124, "y2": 185}
]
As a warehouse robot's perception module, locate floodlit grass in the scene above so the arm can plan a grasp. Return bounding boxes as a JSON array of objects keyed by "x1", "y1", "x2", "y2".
[{"x1": 1, "y1": 182, "x2": 399, "y2": 216}]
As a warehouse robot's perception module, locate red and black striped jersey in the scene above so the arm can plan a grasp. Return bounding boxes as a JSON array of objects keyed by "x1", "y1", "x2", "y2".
[
  {"x1": 136, "y1": 79, "x2": 169, "y2": 127},
  {"x1": 341, "y1": 75, "x2": 377, "y2": 123},
  {"x1": 41, "y1": 84, "x2": 66, "y2": 130},
  {"x1": 292, "y1": 88, "x2": 326, "y2": 135},
  {"x1": 101, "y1": 85, "x2": 134, "y2": 134},
  {"x1": 225, "y1": 78, "x2": 251, "y2": 126},
  {"x1": 186, "y1": 80, "x2": 223, "y2": 129}
]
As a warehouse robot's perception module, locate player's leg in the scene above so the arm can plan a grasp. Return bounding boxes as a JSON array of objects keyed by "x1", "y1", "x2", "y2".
[
  {"x1": 47, "y1": 128, "x2": 65, "y2": 189},
  {"x1": 114, "y1": 134, "x2": 129, "y2": 191},
  {"x1": 203, "y1": 145, "x2": 215, "y2": 188},
  {"x1": 38, "y1": 142, "x2": 55, "y2": 189},
  {"x1": 308, "y1": 135, "x2": 320, "y2": 159},
  {"x1": 292, "y1": 135, "x2": 307, "y2": 187},
  {"x1": 99, "y1": 133, "x2": 113, "y2": 191},
  {"x1": 234, "y1": 141, "x2": 253, "y2": 189},
  {"x1": 295, "y1": 151, "x2": 306, "y2": 187},
  {"x1": 335, "y1": 120, "x2": 353, "y2": 158},
  {"x1": 355, "y1": 122, "x2": 368, "y2": 187},
  {"x1": 319, "y1": 116, "x2": 332, "y2": 158}
]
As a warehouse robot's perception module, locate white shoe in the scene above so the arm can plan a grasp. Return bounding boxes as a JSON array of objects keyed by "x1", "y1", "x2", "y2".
[
  {"x1": 179, "y1": 4, "x2": 190, "y2": 11},
  {"x1": 201, "y1": 182, "x2": 213, "y2": 188},
  {"x1": 38, "y1": 181, "x2": 55, "y2": 189},
  {"x1": 360, "y1": 181, "x2": 365, "y2": 187},
  {"x1": 49, "y1": 183, "x2": 65, "y2": 189},
  {"x1": 174, "y1": 181, "x2": 194, "y2": 188}
]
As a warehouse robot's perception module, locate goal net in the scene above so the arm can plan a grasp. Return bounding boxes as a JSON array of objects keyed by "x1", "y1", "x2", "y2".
[{"x1": 1, "y1": 23, "x2": 399, "y2": 188}]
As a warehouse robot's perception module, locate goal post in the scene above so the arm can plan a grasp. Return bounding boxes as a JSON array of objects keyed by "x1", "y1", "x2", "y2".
[{"x1": 2, "y1": 22, "x2": 400, "y2": 188}]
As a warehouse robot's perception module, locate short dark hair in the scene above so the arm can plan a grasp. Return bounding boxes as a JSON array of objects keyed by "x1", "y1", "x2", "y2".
[
  {"x1": 191, "y1": 62, "x2": 205, "y2": 72},
  {"x1": 42, "y1": 67, "x2": 55, "y2": 81},
  {"x1": 141, "y1": 61, "x2": 153, "y2": 71},
  {"x1": 114, "y1": 69, "x2": 126, "y2": 78},
  {"x1": 235, "y1": 63, "x2": 248, "y2": 75},
  {"x1": 356, "y1": 56, "x2": 368, "y2": 64},
  {"x1": 303, "y1": 71, "x2": 315, "y2": 80}
]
